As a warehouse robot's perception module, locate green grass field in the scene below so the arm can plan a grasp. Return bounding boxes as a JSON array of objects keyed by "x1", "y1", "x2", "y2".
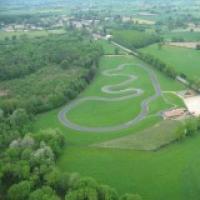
[
  {"x1": 163, "y1": 31, "x2": 200, "y2": 42},
  {"x1": 32, "y1": 53, "x2": 191, "y2": 200},
  {"x1": 96, "y1": 40, "x2": 126, "y2": 55},
  {"x1": 140, "y1": 44, "x2": 200, "y2": 81}
]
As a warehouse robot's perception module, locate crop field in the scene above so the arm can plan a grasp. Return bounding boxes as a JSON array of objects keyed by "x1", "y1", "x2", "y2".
[
  {"x1": 32, "y1": 53, "x2": 192, "y2": 200},
  {"x1": 141, "y1": 44, "x2": 200, "y2": 80}
]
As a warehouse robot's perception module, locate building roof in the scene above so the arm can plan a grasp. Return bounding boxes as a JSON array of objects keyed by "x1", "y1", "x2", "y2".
[{"x1": 163, "y1": 108, "x2": 186, "y2": 118}]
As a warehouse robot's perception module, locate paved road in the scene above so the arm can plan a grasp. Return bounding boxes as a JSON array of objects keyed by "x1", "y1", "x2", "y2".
[{"x1": 58, "y1": 62, "x2": 163, "y2": 133}]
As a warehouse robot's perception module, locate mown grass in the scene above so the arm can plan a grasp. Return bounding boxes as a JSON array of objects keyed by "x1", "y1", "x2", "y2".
[
  {"x1": 57, "y1": 135, "x2": 200, "y2": 200},
  {"x1": 67, "y1": 59, "x2": 154, "y2": 127},
  {"x1": 33, "y1": 55, "x2": 189, "y2": 200},
  {"x1": 140, "y1": 44, "x2": 200, "y2": 80},
  {"x1": 67, "y1": 56, "x2": 184, "y2": 127}
]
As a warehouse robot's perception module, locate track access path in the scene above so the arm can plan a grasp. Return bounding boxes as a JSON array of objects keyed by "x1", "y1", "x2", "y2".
[{"x1": 58, "y1": 62, "x2": 162, "y2": 133}]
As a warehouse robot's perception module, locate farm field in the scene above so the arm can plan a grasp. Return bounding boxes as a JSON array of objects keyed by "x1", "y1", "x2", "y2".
[
  {"x1": 0, "y1": 29, "x2": 66, "y2": 40},
  {"x1": 33, "y1": 54, "x2": 190, "y2": 200},
  {"x1": 140, "y1": 44, "x2": 200, "y2": 81},
  {"x1": 163, "y1": 31, "x2": 200, "y2": 42}
]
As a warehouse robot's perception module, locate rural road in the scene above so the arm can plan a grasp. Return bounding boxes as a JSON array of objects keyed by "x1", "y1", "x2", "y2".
[
  {"x1": 111, "y1": 41, "x2": 139, "y2": 56},
  {"x1": 58, "y1": 62, "x2": 163, "y2": 133}
]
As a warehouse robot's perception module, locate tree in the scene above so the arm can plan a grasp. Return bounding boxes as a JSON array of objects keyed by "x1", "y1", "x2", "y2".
[
  {"x1": 120, "y1": 194, "x2": 142, "y2": 200},
  {"x1": 61, "y1": 59, "x2": 71, "y2": 70},
  {"x1": 66, "y1": 177, "x2": 99, "y2": 200},
  {"x1": 65, "y1": 188, "x2": 98, "y2": 200},
  {"x1": 11, "y1": 35, "x2": 17, "y2": 42},
  {"x1": 115, "y1": 48, "x2": 119, "y2": 55},
  {"x1": 196, "y1": 44, "x2": 200, "y2": 50},
  {"x1": 45, "y1": 169, "x2": 70, "y2": 196},
  {"x1": 98, "y1": 185, "x2": 119, "y2": 200},
  {"x1": 4, "y1": 36, "x2": 9, "y2": 42},
  {"x1": 185, "y1": 118, "x2": 198, "y2": 136},
  {"x1": 33, "y1": 129, "x2": 65, "y2": 157},
  {"x1": 7, "y1": 181, "x2": 31, "y2": 200},
  {"x1": 158, "y1": 42, "x2": 164, "y2": 50},
  {"x1": 9, "y1": 108, "x2": 30, "y2": 132},
  {"x1": 29, "y1": 186, "x2": 60, "y2": 200}
]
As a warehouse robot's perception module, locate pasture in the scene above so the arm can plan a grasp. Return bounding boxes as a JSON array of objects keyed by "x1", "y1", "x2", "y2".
[
  {"x1": 32, "y1": 54, "x2": 191, "y2": 200},
  {"x1": 141, "y1": 44, "x2": 200, "y2": 81}
]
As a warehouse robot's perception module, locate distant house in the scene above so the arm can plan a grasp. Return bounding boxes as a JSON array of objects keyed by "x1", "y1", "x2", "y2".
[
  {"x1": 122, "y1": 16, "x2": 132, "y2": 22},
  {"x1": 163, "y1": 108, "x2": 188, "y2": 120},
  {"x1": 105, "y1": 34, "x2": 112, "y2": 40}
]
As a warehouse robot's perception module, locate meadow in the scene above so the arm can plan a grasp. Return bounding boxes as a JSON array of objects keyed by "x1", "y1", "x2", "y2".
[
  {"x1": 32, "y1": 53, "x2": 191, "y2": 200},
  {"x1": 141, "y1": 44, "x2": 200, "y2": 81}
]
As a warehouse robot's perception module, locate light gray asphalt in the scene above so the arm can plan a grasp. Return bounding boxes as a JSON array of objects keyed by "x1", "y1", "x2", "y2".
[{"x1": 58, "y1": 63, "x2": 162, "y2": 132}]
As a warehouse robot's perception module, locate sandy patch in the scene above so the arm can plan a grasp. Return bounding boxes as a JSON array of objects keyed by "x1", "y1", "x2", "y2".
[
  {"x1": 167, "y1": 42, "x2": 200, "y2": 49},
  {"x1": 184, "y1": 96, "x2": 200, "y2": 116}
]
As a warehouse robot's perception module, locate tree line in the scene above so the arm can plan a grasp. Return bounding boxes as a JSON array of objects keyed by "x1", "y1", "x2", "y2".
[
  {"x1": 137, "y1": 51, "x2": 200, "y2": 92},
  {"x1": 138, "y1": 52, "x2": 177, "y2": 79}
]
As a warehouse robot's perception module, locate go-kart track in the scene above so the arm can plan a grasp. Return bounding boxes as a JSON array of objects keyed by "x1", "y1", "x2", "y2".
[{"x1": 58, "y1": 62, "x2": 163, "y2": 132}]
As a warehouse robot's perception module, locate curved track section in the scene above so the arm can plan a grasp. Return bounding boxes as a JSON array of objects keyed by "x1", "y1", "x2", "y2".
[{"x1": 58, "y1": 63, "x2": 162, "y2": 132}]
